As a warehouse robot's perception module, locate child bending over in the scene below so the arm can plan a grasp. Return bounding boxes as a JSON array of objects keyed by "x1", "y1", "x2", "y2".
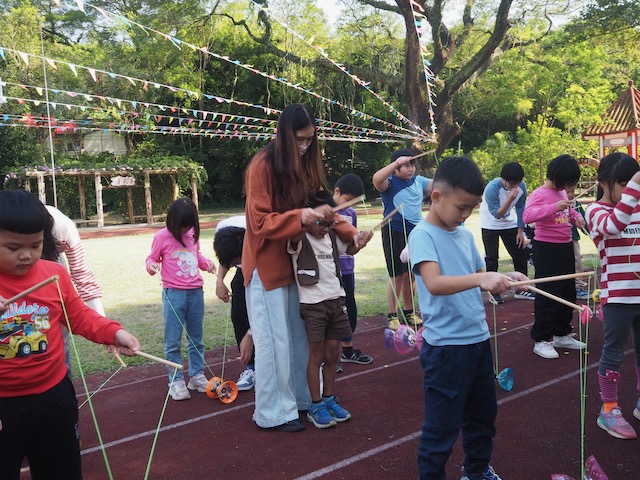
[
  {"x1": 408, "y1": 157, "x2": 528, "y2": 480},
  {"x1": 0, "y1": 189, "x2": 140, "y2": 480},
  {"x1": 288, "y1": 192, "x2": 372, "y2": 428}
]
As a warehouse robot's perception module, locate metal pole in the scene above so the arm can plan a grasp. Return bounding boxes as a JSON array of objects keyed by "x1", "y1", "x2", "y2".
[{"x1": 39, "y1": 18, "x2": 58, "y2": 208}]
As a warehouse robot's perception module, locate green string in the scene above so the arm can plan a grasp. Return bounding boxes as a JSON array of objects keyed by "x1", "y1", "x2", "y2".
[
  {"x1": 57, "y1": 281, "x2": 115, "y2": 480},
  {"x1": 144, "y1": 368, "x2": 179, "y2": 480},
  {"x1": 77, "y1": 366, "x2": 123, "y2": 410}
]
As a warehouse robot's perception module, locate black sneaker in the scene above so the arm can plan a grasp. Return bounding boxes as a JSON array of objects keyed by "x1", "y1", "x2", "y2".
[
  {"x1": 270, "y1": 419, "x2": 305, "y2": 432},
  {"x1": 341, "y1": 349, "x2": 373, "y2": 365},
  {"x1": 336, "y1": 363, "x2": 344, "y2": 373},
  {"x1": 490, "y1": 293, "x2": 504, "y2": 304}
]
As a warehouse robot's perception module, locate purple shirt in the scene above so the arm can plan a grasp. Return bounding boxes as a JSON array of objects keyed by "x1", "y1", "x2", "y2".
[{"x1": 336, "y1": 207, "x2": 357, "y2": 275}]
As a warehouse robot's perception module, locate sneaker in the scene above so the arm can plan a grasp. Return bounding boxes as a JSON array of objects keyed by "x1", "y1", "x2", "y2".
[
  {"x1": 341, "y1": 348, "x2": 373, "y2": 364},
  {"x1": 491, "y1": 293, "x2": 504, "y2": 304},
  {"x1": 323, "y1": 395, "x2": 351, "y2": 422},
  {"x1": 187, "y1": 374, "x2": 209, "y2": 393},
  {"x1": 514, "y1": 291, "x2": 535, "y2": 300},
  {"x1": 307, "y1": 401, "x2": 337, "y2": 429},
  {"x1": 460, "y1": 465, "x2": 502, "y2": 480},
  {"x1": 269, "y1": 419, "x2": 305, "y2": 432},
  {"x1": 533, "y1": 341, "x2": 559, "y2": 359},
  {"x1": 168, "y1": 380, "x2": 191, "y2": 400},
  {"x1": 336, "y1": 363, "x2": 344, "y2": 374},
  {"x1": 597, "y1": 406, "x2": 638, "y2": 439},
  {"x1": 387, "y1": 316, "x2": 400, "y2": 330},
  {"x1": 552, "y1": 333, "x2": 586, "y2": 350},
  {"x1": 576, "y1": 288, "x2": 590, "y2": 300},
  {"x1": 633, "y1": 397, "x2": 640, "y2": 421},
  {"x1": 406, "y1": 312, "x2": 423, "y2": 326},
  {"x1": 236, "y1": 367, "x2": 255, "y2": 391}
]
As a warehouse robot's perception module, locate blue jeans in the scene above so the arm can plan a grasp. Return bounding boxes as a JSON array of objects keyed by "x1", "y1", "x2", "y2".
[
  {"x1": 418, "y1": 340, "x2": 497, "y2": 480},
  {"x1": 245, "y1": 270, "x2": 310, "y2": 428},
  {"x1": 162, "y1": 287, "x2": 205, "y2": 381},
  {"x1": 599, "y1": 303, "x2": 640, "y2": 375}
]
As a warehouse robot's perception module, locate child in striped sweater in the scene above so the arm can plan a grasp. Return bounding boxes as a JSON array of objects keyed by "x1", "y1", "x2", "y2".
[{"x1": 585, "y1": 152, "x2": 640, "y2": 440}]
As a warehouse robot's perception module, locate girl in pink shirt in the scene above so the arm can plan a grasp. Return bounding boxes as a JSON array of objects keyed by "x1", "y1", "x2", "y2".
[
  {"x1": 523, "y1": 155, "x2": 586, "y2": 359},
  {"x1": 146, "y1": 197, "x2": 215, "y2": 400},
  {"x1": 585, "y1": 152, "x2": 640, "y2": 440}
]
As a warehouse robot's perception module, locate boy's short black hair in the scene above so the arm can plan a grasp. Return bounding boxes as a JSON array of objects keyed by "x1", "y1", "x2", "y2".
[
  {"x1": 334, "y1": 174, "x2": 365, "y2": 197},
  {"x1": 0, "y1": 189, "x2": 58, "y2": 261},
  {"x1": 433, "y1": 156, "x2": 484, "y2": 196},
  {"x1": 308, "y1": 190, "x2": 336, "y2": 209},
  {"x1": 546, "y1": 154, "x2": 580, "y2": 189},
  {"x1": 500, "y1": 162, "x2": 524, "y2": 183},
  {"x1": 390, "y1": 148, "x2": 414, "y2": 163},
  {"x1": 213, "y1": 226, "x2": 245, "y2": 269}
]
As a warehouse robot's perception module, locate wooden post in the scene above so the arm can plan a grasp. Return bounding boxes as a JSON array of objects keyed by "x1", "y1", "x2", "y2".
[
  {"x1": 126, "y1": 188, "x2": 135, "y2": 224},
  {"x1": 94, "y1": 172, "x2": 104, "y2": 228},
  {"x1": 78, "y1": 176, "x2": 87, "y2": 221},
  {"x1": 171, "y1": 175, "x2": 179, "y2": 201},
  {"x1": 190, "y1": 174, "x2": 198, "y2": 210},
  {"x1": 37, "y1": 172, "x2": 46, "y2": 204},
  {"x1": 144, "y1": 171, "x2": 153, "y2": 224}
]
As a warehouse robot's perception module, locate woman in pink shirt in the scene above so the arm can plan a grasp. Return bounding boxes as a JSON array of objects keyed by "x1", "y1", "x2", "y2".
[{"x1": 523, "y1": 155, "x2": 586, "y2": 359}]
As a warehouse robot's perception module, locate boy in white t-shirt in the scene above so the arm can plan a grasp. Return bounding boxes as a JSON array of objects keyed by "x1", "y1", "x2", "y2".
[{"x1": 287, "y1": 192, "x2": 371, "y2": 429}]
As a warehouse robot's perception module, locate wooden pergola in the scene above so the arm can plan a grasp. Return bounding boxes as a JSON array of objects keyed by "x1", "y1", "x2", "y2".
[
  {"x1": 583, "y1": 80, "x2": 640, "y2": 160},
  {"x1": 25, "y1": 168, "x2": 199, "y2": 228}
]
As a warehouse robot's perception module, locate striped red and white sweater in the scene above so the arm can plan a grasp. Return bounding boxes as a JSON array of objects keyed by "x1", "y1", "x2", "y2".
[{"x1": 585, "y1": 179, "x2": 640, "y2": 305}]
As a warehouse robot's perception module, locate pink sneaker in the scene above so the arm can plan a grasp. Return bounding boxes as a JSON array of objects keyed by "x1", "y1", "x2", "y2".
[{"x1": 597, "y1": 406, "x2": 637, "y2": 439}]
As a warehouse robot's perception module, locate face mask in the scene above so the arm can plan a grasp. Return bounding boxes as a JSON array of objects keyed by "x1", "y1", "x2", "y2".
[{"x1": 298, "y1": 144, "x2": 309, "y2": 156}]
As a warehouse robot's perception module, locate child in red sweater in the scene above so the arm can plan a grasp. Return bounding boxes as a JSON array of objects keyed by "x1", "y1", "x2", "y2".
[{"x1": 0, "y1": 189, "x2": 140, "y2": 480}]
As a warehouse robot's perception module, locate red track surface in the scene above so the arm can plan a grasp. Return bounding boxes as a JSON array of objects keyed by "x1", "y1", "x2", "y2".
[{"x1": 52, "y1": 295, "x2": 639, "y2": 480}]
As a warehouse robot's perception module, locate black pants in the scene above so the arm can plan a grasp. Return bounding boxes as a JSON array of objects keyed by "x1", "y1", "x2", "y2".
[
  {"x1": 481, "y1": 227, "x2": 528, "y2": 275},
  {"x1": 231, "y1": 268, "x2": 255, "y2": 365},
  {"x1": 531, "y1": 240, "x2": 575, "y2": 342},
  {"x1": 0, "y1": 375, "x2": 82, "y2": 480}
]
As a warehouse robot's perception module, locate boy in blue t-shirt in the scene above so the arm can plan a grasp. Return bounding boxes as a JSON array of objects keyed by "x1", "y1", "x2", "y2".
[
  {"x1": 408, "y1": 156, "x2": 528, "y2": 480},
  {"x1": 372, "y1": 148, "x2": 431, "y2": 331}
]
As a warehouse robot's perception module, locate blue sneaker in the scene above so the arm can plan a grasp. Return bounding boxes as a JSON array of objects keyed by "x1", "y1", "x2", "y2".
[
  {"x1": 323, "y1": 395, "x2": 351, "y2": 423},
  {"x1": 460, "y1": 466, "x2": 502, "y2": 480},
  {"x1": 634, "y1": 397, "x2": 640, "y2": 421},
  {"x1": 576, "y1": 288, "x2": 590, "y2": 300},
  {"x1": 307, "y1": 401, "x2": 337, "y2": 429}
]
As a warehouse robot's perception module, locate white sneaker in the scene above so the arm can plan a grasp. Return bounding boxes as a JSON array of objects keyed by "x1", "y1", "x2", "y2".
[
  {"x1": 533, "y1": 341, "x2": 559, "y2": 359},
  {"x1": 236, "y1": 367, "x2": 255, "y2": 391},
  {"x1": 187, "y1": 373, "x2": 209, "y2": 393},
  {"x1": 168, "y1": 379, "x2": 191, "y2": 400},
  {"x1": 552, "y1": 334, "x2": 586, "y2": 350}
]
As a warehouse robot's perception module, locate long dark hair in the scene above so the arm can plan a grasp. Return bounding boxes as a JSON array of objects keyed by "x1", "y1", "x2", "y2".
[
  {"x1": 0, "y1": 190, "x2": 58, "y2": 261},
  {"x1": 251, "y1": 103, "x2": 327, "y2": 212},
  {"x1": 166, "y1": 197, "x2": 200, "y2": 246},
  {"x1": 596, "y1": 152, "x2": 639, "y2": 201}
]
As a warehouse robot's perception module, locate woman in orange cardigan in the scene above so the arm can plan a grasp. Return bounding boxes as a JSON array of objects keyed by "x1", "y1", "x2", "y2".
[{"x1": 243, "y1": 103, "x2": 368, "y2": 432}]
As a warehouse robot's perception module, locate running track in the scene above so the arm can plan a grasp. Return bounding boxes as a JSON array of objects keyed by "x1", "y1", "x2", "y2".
[{"x1": 34, "y1": 293, "x2": 639, "y2": 480}]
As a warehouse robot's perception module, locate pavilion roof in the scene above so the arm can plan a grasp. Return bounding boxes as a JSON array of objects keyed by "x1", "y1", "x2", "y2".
[{"x1": 584, "y1": 81, "x2": 640, "y2": 137}]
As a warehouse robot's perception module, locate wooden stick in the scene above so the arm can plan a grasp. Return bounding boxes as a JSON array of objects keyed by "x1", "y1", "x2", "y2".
[
  {"x1": 333, "y1": 194, "x2": 365, "y2": 212},
  {"x1": 2, "y1": 275, "x2": 59, "y2": 306},
  {"x1": 526, "y1": 285, "x2": 585, "y2": 312},
  {"x1": 509, "y1": 271, "x2": 594, "y2": 287},
  {"x1": 113, "y1": 352, "x2": 127, "y2": 368},
  {"x1": 134, "y1": 350, "x2": 183, "y2": 370},
  {"x1": 372, "y1": 204, "x2": 403, "y2": 232},
  {"x1": 574, "y1": 182, "x2": 598, "y2": 200},
  {"x1": 408, "y1": 149, "x2": 436, "y2": 161}
]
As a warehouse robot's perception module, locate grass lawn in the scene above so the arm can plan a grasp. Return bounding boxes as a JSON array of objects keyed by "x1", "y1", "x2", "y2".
[{"x1": 70, "y1": 207, "x2": 599, "y2": 376}]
